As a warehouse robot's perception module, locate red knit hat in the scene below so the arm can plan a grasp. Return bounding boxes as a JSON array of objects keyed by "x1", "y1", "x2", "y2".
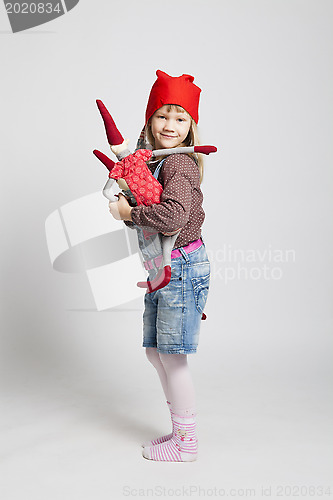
[{"x1": 145, "y1": 70, "x2": 201, "y2": 125}]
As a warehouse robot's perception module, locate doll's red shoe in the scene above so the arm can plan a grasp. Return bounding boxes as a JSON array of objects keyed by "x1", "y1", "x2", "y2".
[{"x1": 137, "y1": 266, "x2": 172, "y2": 293}]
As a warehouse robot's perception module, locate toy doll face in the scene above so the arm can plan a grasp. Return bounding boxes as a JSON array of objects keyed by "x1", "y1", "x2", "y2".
[{"x1": 150, "y1": 105, "x2": 191, "y2": 150}]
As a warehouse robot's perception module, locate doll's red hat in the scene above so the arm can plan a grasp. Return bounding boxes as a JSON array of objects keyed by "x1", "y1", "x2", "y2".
[{"x1": 145, "y1": 70, "x2": 201, "y2": 124}]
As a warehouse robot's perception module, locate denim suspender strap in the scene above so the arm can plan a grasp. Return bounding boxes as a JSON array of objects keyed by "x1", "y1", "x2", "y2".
[
  {"x1": 179, "y1": 247, "x2": 190, "y2": 263},
  {"x1": 153, "y1": 157, "x2": 167, "y2": 180}
]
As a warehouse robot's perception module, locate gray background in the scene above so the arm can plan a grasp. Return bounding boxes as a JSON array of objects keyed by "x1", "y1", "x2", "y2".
[{"x1": 0, "y1": 1, "x2": 332, "y2": 499}]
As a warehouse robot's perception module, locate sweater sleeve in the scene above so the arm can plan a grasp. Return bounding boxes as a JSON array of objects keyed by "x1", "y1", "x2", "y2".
[{"x1": 130, "y1": 154, "x2": 198, "y2": 234}]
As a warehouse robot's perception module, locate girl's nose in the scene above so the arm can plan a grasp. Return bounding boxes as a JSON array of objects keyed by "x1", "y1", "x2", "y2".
[{"x1": 163, "y1": 120, "x2": 175, "y2": 131}]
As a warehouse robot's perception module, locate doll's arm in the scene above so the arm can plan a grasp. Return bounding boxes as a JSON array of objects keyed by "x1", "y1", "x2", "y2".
[
  {"x1": 92, "y1": 150, "x2": 117, "y2": 201},
  {"x1": 152, "y1": 145, "x2": 217, "y2": 157}
]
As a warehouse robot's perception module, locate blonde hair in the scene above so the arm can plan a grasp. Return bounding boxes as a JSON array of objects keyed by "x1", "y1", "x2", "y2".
[{"x1": 145, "y1": 104, "x2": 204, "y2": 183}]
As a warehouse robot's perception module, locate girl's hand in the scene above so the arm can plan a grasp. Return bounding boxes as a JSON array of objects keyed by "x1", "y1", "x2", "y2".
[{"x1": 109, "y1": 193, "x2": 132, "y2": 221}]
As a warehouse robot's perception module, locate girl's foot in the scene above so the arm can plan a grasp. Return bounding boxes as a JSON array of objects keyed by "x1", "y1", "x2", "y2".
[
  {"x1": 142, "y1": 414, "x2": 197, "y2": 462},
  {"x1": 142, "y1": 432, "x2": 173, "y2": 448},
  {"x1": 142, "y1": 401, "x2": 173, "y2": 448}
]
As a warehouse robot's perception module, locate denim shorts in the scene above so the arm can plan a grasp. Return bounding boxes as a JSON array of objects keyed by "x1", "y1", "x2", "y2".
[{"x1": 142, "y1": 241, "x2": 210, "y2": 354}]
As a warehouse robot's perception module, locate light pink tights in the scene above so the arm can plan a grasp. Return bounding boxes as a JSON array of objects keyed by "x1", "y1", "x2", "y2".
[{"x1": 145, "y1": 347, "x2": 195, "y2": 416}]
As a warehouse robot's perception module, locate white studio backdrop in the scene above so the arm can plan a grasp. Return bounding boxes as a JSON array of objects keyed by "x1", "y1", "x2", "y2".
[{"x1": 0, "y1": 1, "x2": 332, "y2": 499}]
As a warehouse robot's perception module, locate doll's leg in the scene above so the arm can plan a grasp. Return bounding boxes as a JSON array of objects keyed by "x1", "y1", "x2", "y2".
[{"x1": 142, "y1": 353, "x2": 198, "y2": 462}]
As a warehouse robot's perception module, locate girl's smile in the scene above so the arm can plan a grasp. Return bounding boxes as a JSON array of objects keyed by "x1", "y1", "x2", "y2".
[{"x1": 150, "y1": 105, "x2": 191, "y2": 149}]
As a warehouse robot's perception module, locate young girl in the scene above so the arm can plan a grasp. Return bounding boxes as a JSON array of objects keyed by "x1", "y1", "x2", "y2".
[{"x1": 109, "y1": 70, "x2": 210, "y2": 462}]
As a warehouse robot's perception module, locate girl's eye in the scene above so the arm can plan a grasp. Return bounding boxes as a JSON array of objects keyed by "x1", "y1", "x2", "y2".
[{"x1": 177, "y1": 118, "x2": 185, "y2": 122}]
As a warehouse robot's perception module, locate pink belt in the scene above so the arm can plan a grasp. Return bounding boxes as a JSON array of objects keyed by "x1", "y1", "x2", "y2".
[{"x1": 144, "y1": 238, "x2": 203, "y2": 271}]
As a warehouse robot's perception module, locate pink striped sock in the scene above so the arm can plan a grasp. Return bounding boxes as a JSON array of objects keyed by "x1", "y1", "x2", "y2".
[
  {"x1": 142, "y1": 401, "x2": 173, "y2": 447},
  {"x1": 142, "y1": 413, "x2": 198, "y2": 462}
]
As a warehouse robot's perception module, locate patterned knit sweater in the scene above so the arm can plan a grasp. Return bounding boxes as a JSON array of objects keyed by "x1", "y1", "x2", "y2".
[{"x1": 129, "y1": 153, "x2": 205, "y2": 249}]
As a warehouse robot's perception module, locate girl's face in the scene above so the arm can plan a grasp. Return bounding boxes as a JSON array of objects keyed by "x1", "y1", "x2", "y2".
[{"x1": 150, "y1": 105, "x2": 191, "y2": 149}]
